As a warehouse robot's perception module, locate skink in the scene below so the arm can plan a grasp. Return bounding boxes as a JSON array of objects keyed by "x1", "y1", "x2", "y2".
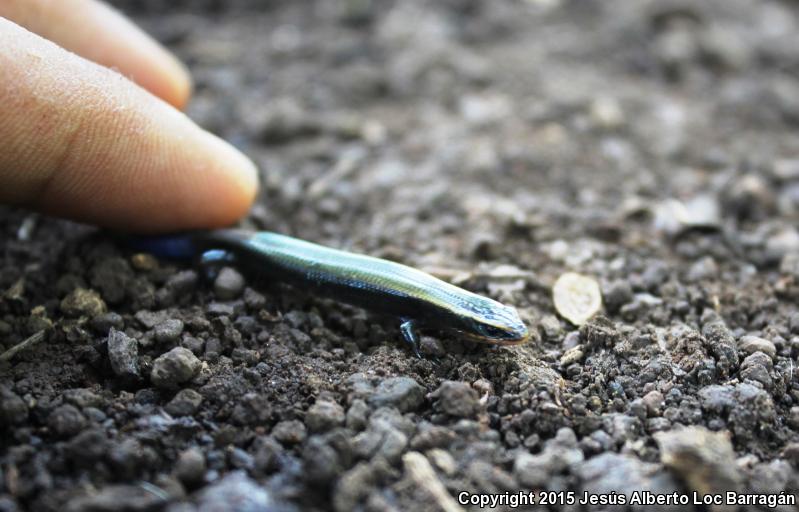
[{"x1": 134, "y1": 229, "x2": 530, "y2": 356}]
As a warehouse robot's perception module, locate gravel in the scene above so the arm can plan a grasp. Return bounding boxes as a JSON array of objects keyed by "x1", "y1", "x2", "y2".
[
  {"x1": 150, "y1": 347, "x2": 201, "y2": 390},
  {"x1": 106, "y1": 328, "x2": 140, "y2": 381},
  {"x1": 47, "y1": 404, "x2": 87, "y2": 439},
  {"x1": 368, "y1": 376, "x2": 424, "y2": 412},
  {"x1": 165, "y1": 388, "x2": 203, "y2": 416},
  {"x1": 213, "y1": 267, "x2": 246, "y2": 300}
]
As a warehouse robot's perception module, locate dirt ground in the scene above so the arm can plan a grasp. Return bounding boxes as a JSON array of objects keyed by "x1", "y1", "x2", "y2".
[{"x1": 2, "y1": 0, "x2": 799, "y2": 510}]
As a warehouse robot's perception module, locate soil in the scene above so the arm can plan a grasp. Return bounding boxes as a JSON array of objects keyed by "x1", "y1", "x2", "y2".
[{"x1": 2, "y1": 1, "x2": 799, "y2": 511}]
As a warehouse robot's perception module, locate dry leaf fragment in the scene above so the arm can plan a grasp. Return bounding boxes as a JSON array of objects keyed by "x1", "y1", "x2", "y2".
[{"x1": 552, "y1": 272, "x2": 602, "y2": 325}]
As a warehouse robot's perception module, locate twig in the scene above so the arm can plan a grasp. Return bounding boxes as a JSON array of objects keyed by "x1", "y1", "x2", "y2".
[{"x1": 0, "y1": 330, "x2": 46, "y2": 362}]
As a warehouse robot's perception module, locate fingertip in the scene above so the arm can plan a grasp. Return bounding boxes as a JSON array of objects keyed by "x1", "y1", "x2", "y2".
[
  {"x1": 148, "y1": 50, "x2": 193, "y2": 110},
  {"x1": 0, "y1": 0, "x2": 194, "y2": 109},
  {"x1": 90, "y1": 0, "x2": 194, "y2": 110},
  {"x1": 198, "y1": 133, "x2": 261, "y2": 227}
]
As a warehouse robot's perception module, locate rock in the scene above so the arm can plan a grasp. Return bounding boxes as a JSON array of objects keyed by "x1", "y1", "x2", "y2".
[
  {"x1": 739, "y1": 351, "x2": 773, "y2": 389},
  {"x1": 789, "y1": 406, "x2": 799, "y2": 429},
  {"x1": 737, "y1": 335, "x2": 776, "y2": 359},
  {"x1": 165, "y1": 389, "x2": 203, "y2": 416},
  {"x1": 175, "y1": 448, "x2": 206, "y2": 487},
  {"x1": 89, "y1": 257, "x2": 133, "y2": 305},
  {"x1": 206, "y1": 302, "x2": 235, "y2": 317},
  {"x1": 150, "y1": 347, "x2": 201, "y2": 390},
  {"x1": 780, "y1": 251, "x2": 799, "y2": 278},
  {"x1": 783, "y1": 442, "x2": 799, "y2": 465},
  {"x1": 154, "y1": 319, "x2": 184, "y2": 344},
  {"x1": 90, "y1": 312, "x2": 124, "y2": 333},
  {"x1": 577, "y1": 452, "x2": 680, "y2": 508},
  {"x1": 602, "y1": 280, "x2": 633, "y2": 312},
  {"x1": 48, "y1": 404, "x2": 87, "y2": 438},
  {"x1": 333, "y1": 462, "x2": 376, "y2": 512},
  {"x1": 134, "y1": 310, "x2": 167, "y2": 330},
  {"x1": 642, "y1": 390, "x2": 664, "y2": 417},
  {"x1": 66, "y1": 484, "x2": 167, "y2": 512},
  {"x1": 722, "y1": 174, "x2": 775, "y2": 221},
  {"x1": 410, "y1": 425, "x2": 456, "y2": 450},
  {"x1": 514, "y1": 427, "x2": 584, "y2": 488},
  {"x1": 346, "y1": 399, "x2": 370, "y2": 430},
  {"x1": 580, "y1": 316, "x2": 620, "y2": 348},
  {"x1": 772, "y1": 158, "x2": 799, "y2": 181},
  {"x1": 303, "y1": 436, "x2": 344, "y2": 483},
  {"x1": 589, "y1": 96, "x2": 624, "y2": 130},
  {"x1": 63, "y1": 388, "x2": 102, "y2": 409},
  {"x1": 353, "y1": 421, "x2": 408, "y2": 463},
  {"x1": 65, "y1": 428, "x2": 109, "y2": 465},
  {"x1": 748, "y1": 459, "x2": 791, "y2": 494},
  {"x1": 560, "y1": 345, "x2": 584, "y2": 366},
  {"x1": 603, "y1": 413, "x2": 642, "y2": 445},
  {"x1": 106, "y1": 438, "x2": 147, "y2": 479},
  {"x1": 655, "y1": 426, "x2": 741, "y2": 508},
  {"x1": 252, "y1": 436, "x2": 285, "y2": 474},
  {"x1": 0, "y1": 387, "x2": 28, "y2": 426},
  {"x1": 701, "y1": 320, "x2": 739, "y2": 378},
  {"x1": 552, "y1": 272, "x2": 603, "y2": 326},
  {"x1": 130, "y1": 253, "x2": 159, "y2": 271},
  {"x1": 160, "y1": 270, "x2": 199, "y2": 304},
  {"x1": 106, "y1": 328, "x2": 140, "y2": 381},
  {"x1": 654, "y1": 196, "x2": 721, "y2": 235},
  {"x1": 686, "y1": 256, "x2": 718, "y2": 282},
  {"x1": 765, "y1": 227, "x2": 799, "y2": 263},
  {"x1": 429, "y1": 381, "x2": 480, "y2": 418},
  {"x1": 272, "y1": 420, "x2": 307, "y2": 445},
  {"x1": 196, "y1": 471, "x2": 274, "y2": 512},
  {"x1": 306, "y1": 399, "x2": 345, "y2": 433},
  {"x1": 369, "y1": 377, "x2": 424, "y2": 412},
  {"x1": 214, "y1": 267, "x2": 246, "y2": 300},
  {"x1": 230, "y1": 393, "x2": 272, "y2": 426},
  {"x1": 60, "y1": 288, "x2": 106, "y2": 318},
  {"x1": 400, "y1": 452, "x2": 464, "y2": 512}
]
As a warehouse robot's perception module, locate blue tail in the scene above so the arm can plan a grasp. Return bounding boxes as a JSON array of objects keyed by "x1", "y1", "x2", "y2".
[{"x1": 127, "y1": 234, "x2": 198, "y2": 260}]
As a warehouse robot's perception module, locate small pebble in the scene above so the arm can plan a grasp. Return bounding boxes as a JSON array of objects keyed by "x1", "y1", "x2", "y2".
[
  {"x1": 0, "y1": 388, "x2": 28, "y2": 426},
  {"x1": 91, "y1": 312, "x2": 125, "y2": 333},
  {"x1": 154, "y1": 319, "x2": 184, "y2": 344},
  {"x1": 655, "y1": 426, "x2": 741, "y2": 499},
  {"x1": 737, "y1": 335, "x2": 776, "y2": 359},
  {"x1": 642, "y1": 390, "x2": 665, "y2": 417},
  {"x1": 106, "y1": 328, "x2": 140, "y2": 381},
  {"x1": 150, "y1": 347, "x2": 201, "y2": 390},
  {"x1": 206, "y1": 302, "x2": 235, "y2": 317},
  {"x1": 306, "y1": 399, "x2": 345, "y2": 433},
  {"x1": 603, "y1": 279, "x2": 633, "y2": 312},
  {"x1": 175, "y1": 448, "x2": 206, "y2": 487},
  {"x1": 369, "y1": 377, "x2": 424, "y2": 413},
  {"x1": 130, "y1": 253, "x2": 159, "y2": 271},
  {"x1": 788, "y1": 406, "x2": 799, "y2": 429},
  {"x1": 214, "y1": 267, "x2": 246, "y2": 300},
  {"x1": 346, "y1": 399, "x2": 370, "y2": 430},
  {"x1": 48, "y1": 404, "x2": 87, "y2": 438},
  {"x1": 272, "y1": 420, "x2": 307, "y2": 445},
  {"x1": 429, "y1": 381, "x2": 480, "y2": 418},
  {"x1": 165, "y1": 389, "x2": 203, "y2": 417},
  {"x1": 196, "y1": 471, "x2": 273, "y2": 510},
  {"x1": 60, "y1": 288, "x2": 107, "y2": 318},
  {"x1": 560, "y1": 346, "x2": 584, "y2": 366}
]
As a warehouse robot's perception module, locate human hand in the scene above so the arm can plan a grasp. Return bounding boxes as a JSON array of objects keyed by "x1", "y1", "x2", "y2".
[{"x1": 0, "y1": 0, "x2": 258, "y2": 232}]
